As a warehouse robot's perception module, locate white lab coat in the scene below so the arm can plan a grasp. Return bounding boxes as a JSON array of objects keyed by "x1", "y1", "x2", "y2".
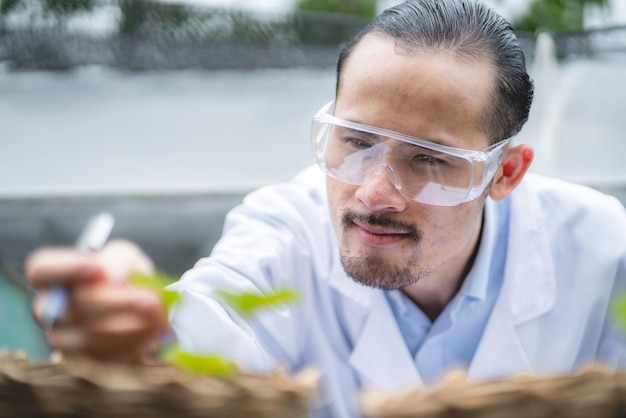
[{"x1": 169, "y1": 166, "x2": 626, "y2": 418}]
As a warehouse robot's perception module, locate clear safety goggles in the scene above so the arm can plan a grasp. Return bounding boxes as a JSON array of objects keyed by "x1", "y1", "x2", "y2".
[{"x1": 311, "y1": 101, "x2": 510, "y2": 206}]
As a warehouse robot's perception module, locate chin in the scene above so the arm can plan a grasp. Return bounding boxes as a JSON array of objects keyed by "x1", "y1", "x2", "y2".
[{"x1": 340, "y1": 251, "x2": 422, "y2": 290}]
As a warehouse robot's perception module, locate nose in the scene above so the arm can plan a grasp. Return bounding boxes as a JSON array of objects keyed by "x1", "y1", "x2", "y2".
[{"x1": 355, "y1": 165, "x2": 407, "y2": 212}]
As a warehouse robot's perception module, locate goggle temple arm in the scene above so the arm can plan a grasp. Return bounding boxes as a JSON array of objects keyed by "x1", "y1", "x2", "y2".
[{"x1": 477, "y1": 139, "x2": 512, "y2": 194}]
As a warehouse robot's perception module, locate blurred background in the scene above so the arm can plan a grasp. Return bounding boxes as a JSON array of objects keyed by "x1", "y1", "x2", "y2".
[{"x1": 1, "y1": 0, "x2": 625, "y2": 361}]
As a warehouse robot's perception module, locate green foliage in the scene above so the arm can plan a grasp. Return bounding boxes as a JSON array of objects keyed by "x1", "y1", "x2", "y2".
[
  {"x1": 216, "y1": 288, "x2": 301, "y2": 317},
  {"x1": 296, "y1": 0, "x2": 377, "y2": 18},
  {"x1": 116, "y1": 0, "x2": 194, "y2": 37},
  {"x1": 130, "y1": 271, "x2": 181, "y2": 310},
  {"x1": 43, "y1": 0, "x2": 95, "y2": 16},
  {"x1": 292, "y1": 2, "x2": 372, "y2": 46},
  {"x1": 131, "y1": 270, "x2": 300, "y2": 378},
  {"x1": 1, "y1": 0, "x2": 24, "y2": 17},
  {"x1": 117, "y1": 0, "x2": 150, "y2": 35},
  {"x1": 1, "y1": 0, "x2": 95, "y2": 24},
  {"x1": 613, "y1": 295, "x2": 626, "y2": 331},
  {"x1": 1, "y1": 0, "x2": 367, "y2": 47},
  {"x1": 227, "y1": 10, "x2": 276, "y2": 43},
  {"x1": 512, "y1": 0, "x2": 610, "y2": 33},
  {"x1": 162, "y1": 344, "x2": 239, "y2": 378}
]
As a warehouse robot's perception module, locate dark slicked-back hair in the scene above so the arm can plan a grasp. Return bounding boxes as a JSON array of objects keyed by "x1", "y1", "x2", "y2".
[{"x1": 336, "y1": 0, "x2": 534, "y2": 144}]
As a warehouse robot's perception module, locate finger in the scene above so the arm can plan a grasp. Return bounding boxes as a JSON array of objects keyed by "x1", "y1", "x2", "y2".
[
  {"x1": 95, "y1": 240, "x2": 154, "y2": 283},
  {"x1": 25, "y1": 248, "x2": 102, "y2": 288},
  {"x1": 32, "y1": 289, "x2": 69, "y2": 324},
  {"x1": 25, "y1": 240, "x2": 154, "y2": 289},
  {"x1": 70, "y1": 282, "x2": 165, "y2": 323},
  {"x1": 31, "y1": 276, "x2": 162, "y2": 327}
]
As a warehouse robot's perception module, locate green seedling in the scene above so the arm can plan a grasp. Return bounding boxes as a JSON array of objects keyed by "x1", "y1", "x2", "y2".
[
  {"x1": 216, "y1": 288, "x2": 301, "y2": 317},
  {"x1": 613, "y1": 295, "x2": 626, "y2": 331},
  {"x1": 161, "y1": 344, "x2": 239, "y2": 378},
  {"x1": 130, "y1": 270, "x2": 181, "y2": 310},
  {"x1": 131, "y1": 270, "x2": 300, "y2": 379}
]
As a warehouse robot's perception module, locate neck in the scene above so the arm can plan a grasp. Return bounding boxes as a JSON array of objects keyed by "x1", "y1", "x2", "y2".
[{"x1": 402, "y1": 213, "x2": 484, "y2": 322}]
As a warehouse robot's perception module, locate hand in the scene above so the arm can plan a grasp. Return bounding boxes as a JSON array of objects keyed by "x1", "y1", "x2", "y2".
[{"x1": 25, "y1": 240, "x2": 170, "y2": 364}]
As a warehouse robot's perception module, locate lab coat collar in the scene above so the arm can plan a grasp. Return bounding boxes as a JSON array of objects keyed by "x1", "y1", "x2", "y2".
[
  {"x1": 499, "y1": 176, "x2": 557, "y2": 322},
  {"x1": 348, "y1": 290, "x2": 424, "y2": 391},
  {"x1": 326, "y1": 246, "x2": 423, "y2": 390},
  {"x1": 469, "y1": 176, "x2": 557, "y2": 379}
]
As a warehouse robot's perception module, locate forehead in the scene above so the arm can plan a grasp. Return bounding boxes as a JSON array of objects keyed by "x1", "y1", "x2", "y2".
[{"x1": 336, "y1": 34, "x2": 495, "y2": 150}]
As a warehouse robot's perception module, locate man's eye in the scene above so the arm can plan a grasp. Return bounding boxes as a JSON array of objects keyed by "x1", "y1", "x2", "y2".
[
  {"x1": 413, "y1": 154, "x2": 447, "y2": 165},
  {"x1": 343, "y1": 136, "x2": 371, "y2": 149}
]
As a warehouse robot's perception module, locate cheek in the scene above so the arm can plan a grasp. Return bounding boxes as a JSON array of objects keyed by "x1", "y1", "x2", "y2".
[
  {"x1": 326, "y1": 178, "x2": 352, "y2": 236},
  {"x1": 418, "y1": 203, "x2": 483, "y2": 249}
]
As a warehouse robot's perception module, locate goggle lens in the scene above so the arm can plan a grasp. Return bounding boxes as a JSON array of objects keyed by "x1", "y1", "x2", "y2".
[{"x1": 311, "y1": 102, "x2": 508, "y2": 206}]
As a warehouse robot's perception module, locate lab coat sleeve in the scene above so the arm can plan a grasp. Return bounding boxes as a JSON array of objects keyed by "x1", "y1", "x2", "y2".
[
  {"x1": 167, "y1": 168, "x2": 332, "y2": 373},
  {"x1": 590, "y1": 191, "x2": 626, "y2": 368},
  {"x1": 598, "y1": 253, "x2": 626, "y2": 368}
]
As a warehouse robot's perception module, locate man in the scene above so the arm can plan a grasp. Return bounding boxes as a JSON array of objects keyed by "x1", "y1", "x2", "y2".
[{"x1": 26, "y1": 1, "x2": 626, "y2": 417}]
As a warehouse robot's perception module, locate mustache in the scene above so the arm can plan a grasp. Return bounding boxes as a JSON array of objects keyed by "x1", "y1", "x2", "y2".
[{"x1": 341, "y1": 210, "x2": 421, "y2": 243}]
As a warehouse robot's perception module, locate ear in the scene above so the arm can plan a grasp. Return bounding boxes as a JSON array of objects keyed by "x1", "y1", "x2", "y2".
[{"x1": 489, "y1": 144, "x2": 534, "y2": 201}]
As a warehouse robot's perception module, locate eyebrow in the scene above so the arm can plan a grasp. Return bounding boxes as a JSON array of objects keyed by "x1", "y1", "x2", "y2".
[
  {"x1": 339, "y1": 127, "x2": 455, "y2": 158},
  {"x1": 338, "y1": 114, "x2": 455, "y2": 148},
  {"x1": 338, "y1": 125, "x2": 383, "y2": 141},
  {"x1": 343, "y1": 122, "x2": 455, "y2": 149}
]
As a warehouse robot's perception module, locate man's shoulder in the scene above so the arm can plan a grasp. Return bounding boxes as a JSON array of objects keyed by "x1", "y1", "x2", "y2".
[
  {"x1": 511, "y1": 173, "x2": 626, "y2": 260},
  {"x1": 225, "y1": 165, "x2": 330, "y2": 238},
  {"x1": 520, "y1": 172, "x2": 625, "y2": 218},
  {"x1": 246, "y1": 165, "x2": 326, "y2": 204}
]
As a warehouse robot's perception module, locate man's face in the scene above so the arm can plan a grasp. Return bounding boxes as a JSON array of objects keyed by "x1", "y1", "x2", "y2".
[{"x1": 328, "y1": 34, "x2": 497, "y2": 289}]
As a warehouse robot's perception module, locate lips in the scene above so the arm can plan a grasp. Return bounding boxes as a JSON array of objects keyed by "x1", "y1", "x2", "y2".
[
  {"x1": 341, "y1": 210, "x2": 420, "y2": 248},
  {"x1": 353, "y1": 221, "x2": 412, "y2": 247}
]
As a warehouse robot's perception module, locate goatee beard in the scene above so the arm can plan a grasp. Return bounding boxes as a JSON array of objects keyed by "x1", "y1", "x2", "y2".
[{"x1": 339, "y1": 210, "x2": 427, "y2": 289}]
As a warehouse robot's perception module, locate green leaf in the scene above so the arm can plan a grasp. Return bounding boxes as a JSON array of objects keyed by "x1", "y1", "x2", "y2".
[
  {"x1": 613, "y1": 295, "x2": 626, "y2": 331},
  {"x1": 216, "y1": 288, "x2": 300, "y2": 317},
  {"x1": 162, "y1": 344, "x2": 239, "y2": 378},
  {"x1": 130, "y1": 270, "x2": 180, "y2": 310}
]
